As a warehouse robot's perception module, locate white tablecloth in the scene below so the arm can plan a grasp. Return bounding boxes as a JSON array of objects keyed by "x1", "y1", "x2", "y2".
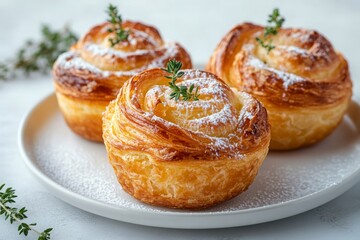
[{"x1": 1, "y1": 0, "x2": 360, "y2": 239}]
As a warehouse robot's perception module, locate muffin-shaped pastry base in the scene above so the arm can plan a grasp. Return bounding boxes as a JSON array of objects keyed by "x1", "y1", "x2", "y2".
[
  {"x1": 103, "y1": 69, "x2": 271, "y2": 209},
  {"x1": 56, "y1": 92, "x2": 107, "y2": 142},
  {"x1": 206, "y1": 23, "x2": 352, "y2": 150},
  {"x1": 266, "y1": 100, "x2": 350, "y2": 150}
]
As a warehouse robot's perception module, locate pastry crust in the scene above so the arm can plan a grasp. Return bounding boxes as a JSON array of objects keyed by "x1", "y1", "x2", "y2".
[
  {"x1": 53, "y1": 21, "x2": 192, "y2": 141},
  {"x1": 207, "y1": 23, "x2": 352, "y2": 150},
  {"x1": 103, "y1": 69, "x2": 271, "y2": 209}
]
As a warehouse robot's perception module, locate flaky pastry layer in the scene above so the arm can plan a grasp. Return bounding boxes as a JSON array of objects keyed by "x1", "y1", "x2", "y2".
[
  {"x1": 206, "y1": 23, "x2": 352, "y2": 150},
  {"x1": 103, "y1": 68, "x2": 271, "y2": 209}
]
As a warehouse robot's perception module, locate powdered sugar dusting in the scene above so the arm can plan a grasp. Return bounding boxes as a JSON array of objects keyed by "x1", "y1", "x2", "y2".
[
  {"x1": 55, "y1": 42, "x2": 179, "y2": 78},
  {"x1": 278, "y1": 45, "x2": 308, "y2": 55},
  {"x1": 146, "y1": 42, "x2": 178, "y2": 68},
  {"x1": 142, "y1": 70, "x2": 255, "y2": 156},
  {"x1": 247, "y1": 57, "x2": 267, "y2": 68},
  {"x1": 83, "y1": 29, "x2": 162, "y2": 58},
  {"x1": 182, "y1": 69, "x2": 211, "y2": 80},
  {"x1": 243, "y1": 44, "x2": 255, "y2": 51},
  {"x1": 131, "y1": 30, "x2": 158, "y2": 46},
  {"x1": 84, "y1": 43, "x2": 156, "y2": 58},
  {"x1": 55, "y1": 52, "x2": 137, "y2": 77},
  {"x1": 290, "y1": 31, "x2": 312, "y2": 43},
  {"x1": 246, "y1": 56, "x2": 304, "y2": 89},
  {"x1": 187, "y1": 104, "x2": 238, "y2": 136}
]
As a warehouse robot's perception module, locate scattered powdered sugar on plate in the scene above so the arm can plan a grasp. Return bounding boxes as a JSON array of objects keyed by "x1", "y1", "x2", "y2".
[{"x1": 24, "y1": 94, "x2": 360, "y2": 215}]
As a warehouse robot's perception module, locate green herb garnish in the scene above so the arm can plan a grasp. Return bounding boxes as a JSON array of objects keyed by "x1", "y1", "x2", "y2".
[
  {"x1": 162, "y1": 60, "x2": 199, "y2": 101},
  {"x1": 0, "y1": 24, "x2": 78, "y2": 81},
  {"x1": 106, "y1": 4, "x2": 129, "y2": 47},
  {"x1": 0, "y1": 184, "x2": 53, "y2": 239},
  {"x1": 256, "y1": 8, "x2": 285, "y2": 53}
]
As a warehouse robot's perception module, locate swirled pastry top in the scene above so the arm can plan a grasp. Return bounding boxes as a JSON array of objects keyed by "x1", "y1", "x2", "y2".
[
  {"x1": 53, "y1": 21, "x2": 192, "y2": 100},
  {"x1": 104, "y1": 68, "x2": 270, "y2": 161},
  {"x1": 206, "y1": 23, "x2": 352, "y2": 107}
]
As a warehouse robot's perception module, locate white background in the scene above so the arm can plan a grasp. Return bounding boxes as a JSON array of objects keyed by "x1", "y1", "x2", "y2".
[{"x1": 0, "y1": 0, "x2": 360, "y2": 239}]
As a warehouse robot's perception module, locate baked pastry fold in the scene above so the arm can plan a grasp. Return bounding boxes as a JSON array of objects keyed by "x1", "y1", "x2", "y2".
[
  {"x1": 53, "y1": 21, "x2": 192, "y2": 141},
  {"x1": 207, "y1": 23, "x2": 352, "y2": 150},
  {"x1": 103, "y1": 68, "x2": 271, "y2": 209}
]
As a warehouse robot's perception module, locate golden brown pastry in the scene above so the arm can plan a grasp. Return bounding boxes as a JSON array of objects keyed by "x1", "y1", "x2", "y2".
[
  {"x1": 207, "y1": 23, "x2": 352, "y2": 150},
  {"x1": 53, "y1": 21, "x2": 192, "y2": 141},
  {"x1": 102, "y1": 68, "x2": 271, "y2": 209}
]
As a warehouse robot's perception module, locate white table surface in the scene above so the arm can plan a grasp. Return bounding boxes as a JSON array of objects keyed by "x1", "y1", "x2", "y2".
[{"x1": 1, "y1": 0, "x2": 360, "y2": 239}]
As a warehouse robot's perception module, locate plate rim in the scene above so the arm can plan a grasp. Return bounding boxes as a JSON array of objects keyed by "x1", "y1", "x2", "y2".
[{"x1": 18, "y1": 93, "x2": 360, "y2": 229}]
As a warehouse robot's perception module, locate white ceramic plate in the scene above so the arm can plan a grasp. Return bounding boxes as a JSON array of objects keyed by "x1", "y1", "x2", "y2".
[{"x1": 19, "y1": 93, "x2": 360, "y2": 229}]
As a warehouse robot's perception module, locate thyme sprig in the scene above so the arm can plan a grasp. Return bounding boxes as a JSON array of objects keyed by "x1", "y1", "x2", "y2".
[
  {"x1": 255, "y1": 8, "x2": 285, "y2": 53},
  {"x1": 106, "y1": 4, "x2": 129, "y2": 46},
  {"x1": 162, "y1": 60, "x2": 199, "y2": 101},
  {"x1": 0, "y1": 24, "x2": 78, "y2": 81},
  {"x1": 0, "y1": 184, "x2": 53, "y2": 239}
]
